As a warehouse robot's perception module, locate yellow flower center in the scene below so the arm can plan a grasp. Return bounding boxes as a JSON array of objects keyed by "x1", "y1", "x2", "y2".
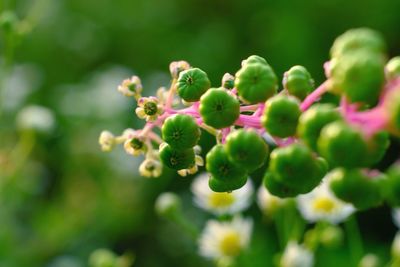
[
  {"x1": 208, "y1": 192, "x2": 235, "y2": 208},
  {"x1": 219, "y1": 231, "x2": 242, "y2": 257},
  {"x1": 312, "y1": 197, "x2": 336, "y2": 213}
]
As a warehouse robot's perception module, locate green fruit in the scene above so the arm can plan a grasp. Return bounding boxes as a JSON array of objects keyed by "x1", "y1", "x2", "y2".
[
  {"x1": 263, "y1": 172, "x2": 301, "y2": 198},
  {"x1": 386, "y1": 56, "x2": 400, "y2": 80},
  {"x1": 235, "y1": 63, "x2": 278, "y2": 103},
  {"x1": 283, "y1": 65, "x2": 314, "y2": 100},
  {"x1": 329, "y1": 51, "x2": 385, "y2": 105},
  {"x1": 268, "y1": 143, "x2": 326, "y2": 194},
  {"x1": 329, "y1": 168, "x2": 384, "y2": 210},
  {"x1": 318, "y1": 121, "x2": 368, "y2": 168},
  {"x1": 365, "y1": 131, "x2": 390, "y2": 166},
  {"x1": 262, "y1": 95, "x2": 301, "y2": 138},
  {"x1": 297, "y1": 104, "x2": 342, "y2": 151},
  {"x1": 383, "y1": 164, "x2": 400, "y2": 206},
  {"x1": 209, "y1": 175, "x2": 248, "y2": 192},
  {"x1": 177, "y1": 68, "x2": 211, "y2": 102},
  {"x1": 225, "y1": 128, "x2": 269, "y2": 172},
  {"x1": 242, "y1": 55, "x2": 269, "y2": 66},
  {"x1": 159, "y1": 144, "x2": 195, "y2": 170},
  {"x1": 199, "y1": 88, "x2": 240, "y2": 129},
  {"x1": 330, "y1": 28, "x2": 386, "y2": 58},
  {"x1": 385, "y1": 90, "x2": 400, "y2": 132},
  {"x1": 162, "y1": 114, "x2": 200, "y2": 149},
  {"x1": 205, "y1": 144, "x2": 247, "y2": 181}
]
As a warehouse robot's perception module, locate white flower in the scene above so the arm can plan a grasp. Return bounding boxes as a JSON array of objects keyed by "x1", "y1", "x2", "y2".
[
  {"x1": 135, "y1": 96, "x2": 164, "y2": 121},
  {"x1": 123, "y1": 130, "x2": 148, "y2": 156},
  {"x1": 139, "y1": 158, "x2": 162, "y2": 178},
  {"x1": 16, "y1": 105, "x2": 55, "y2": 133},
  {"x1": 99, "y1": 130, "x2": 115, "y2": 152},
  {"x1": 117, "y1": 75, "x2": 142, "y2": 98},
  {"x1": 191, "y1": 173, "x2": 253, "y2": 216},
  {"x1": 257, "y1": 185, "x2": 286, "y2": 216},
  {"x1": 297, "y1": 178, "x2": 355, "y2": 224},
  {"x1": 392, "y1": 208, "x2": 400, "y2": 228},
  {"x1": 199, "y1": 216, "x2": 252, "y2": 262},
  {"x1": 280, "y1": 241, "x2": 314, "y2": 267}
]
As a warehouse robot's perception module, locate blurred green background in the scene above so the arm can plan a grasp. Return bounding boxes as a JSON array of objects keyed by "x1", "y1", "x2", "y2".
[{"x1": 1, "y1": 0, "x2": 400, "y2": 266}]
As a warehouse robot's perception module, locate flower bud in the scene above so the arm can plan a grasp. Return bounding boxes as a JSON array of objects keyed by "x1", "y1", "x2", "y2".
[
  {"x1": 117, "y1": 76, "x2": 142, "y2": 98},
  {"x1": 169, "y1": 60, "x2": 190, "y2": 79},
  {"x1": 139, "y1": 158, "x2": 162, "y2": 178},
  {"x1": 221, "y1": 73, "x2": 235, "y2": 89},
  {"x1": 99, "y1": 131, "x2": 115, "y2": 152},
  {"x1": 320, "y1": 225, "x2": 343, "y2": 248},
  {"x1": 358, "y1": 254, "x2": 381, "y2": 267}
]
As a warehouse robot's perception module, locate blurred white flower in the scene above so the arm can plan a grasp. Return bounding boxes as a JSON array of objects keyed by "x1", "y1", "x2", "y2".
[
  {"x1": 99, "y1": 131, "x2": 115, "y2": 152},
  {"x1": 191, "y1": 173, "x2": 253, "y2": 216},
  {"x1": 139, "y1": 158, "x2": 162, "y2": 178},
  {"x1": 117, "y1": 75, "x2": 142, "y2": 98},
  {"x1": 16, "y1": 105, "x2": 55, "y2": 133},
  {"x1": 257, "y1": 185, "x2": 286, "y2": 216},
  {"x1": 280, "y1": 241, "x2": 314, "y2": 267},
  {"x1": 155, "y1": 192, "x2": 181, "y2": 217},
  {"x1": 199, "y1": 216, "x2": 252, "y2": 262},
  {"x1": 297, "y1": 178, "x2": 355, "y2": 224},
  {"x1": 392, "y1": 208, "x2": 400, "y2": 228}
]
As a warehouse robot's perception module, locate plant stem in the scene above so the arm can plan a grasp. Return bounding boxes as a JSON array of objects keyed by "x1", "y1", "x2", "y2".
[{"x1": 345, "y1": 215, "x2": 363, "y2": 266}]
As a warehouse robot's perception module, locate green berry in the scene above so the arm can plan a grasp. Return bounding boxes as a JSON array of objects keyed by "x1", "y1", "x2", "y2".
[
  {"x1": 329, "y1": 168, "x2": 384, "y2": 210},
  {"x1": 297, "y1": 104, "x2": 342, "y2": 151},
  {"x1": 268, "y1": 143, "x2": 326, "y2": 194},
  {"x1": 162, "y1": 114, "x2": 200, "y2": 149},
  {"x1": 159, "y1": 143, "x2": 195, "y2": 170},
  {"x1": 283, "y1": 65, "x2": 314, "y2": 100},
  {"x1": 318, "y1": 121, "x2": 368, "y2": 168},
  {"x1": 199, "y1": 88, "x2": 240, "y2": 129},
  {"x1": 209, "y1": 175, "x2": 248, "y2": 192},
  {"x1": 177, "y1": 68, "x2": 211, "y2": 102},
  {"x1": 329, "y1": 51, "x2": 385, "y2": 104},
  {"x1": 225, "y1": 129, "x2": 269, "y2": 172},
  {"x1": 365, "y1": 131, "x2": 390, "y2": 166},
  {"x1": 386, "y1": 56, "x2": 400, "y2": 80},
  {"x1": 262, "y1": 95, "x2": 301, "y2": 138},
  {"x1": 242, "y1": 55, "x2": 269, "y2": 66},
  {"x1": 383, "y1": 164, "x2": 400, "y2": 206},
  {"x1": 235, "y1": 63, "x2": 278, "y2": 103},
  {"x1": 330, "y1": 28, "x2": 386, "y2": 58},
  {"x1": 205, "y1": 144, "x2": 247, "y2": 181},
  {"x1": 384, "y1": 91, "x2": 400, "y2": 132},
  {"x1": 263, "y1": 172, "x2": 302, "y2": 198}
]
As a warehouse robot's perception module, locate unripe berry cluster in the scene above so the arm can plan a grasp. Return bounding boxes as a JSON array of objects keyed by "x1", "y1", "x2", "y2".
[{"x1": 100, "y1": 28, "x2": 400, "y2": 211}]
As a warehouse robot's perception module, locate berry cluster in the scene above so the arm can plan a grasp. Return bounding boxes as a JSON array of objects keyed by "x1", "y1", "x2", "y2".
[{"x1": 100, "y1": 28, "x2": 400, "y2": 210}]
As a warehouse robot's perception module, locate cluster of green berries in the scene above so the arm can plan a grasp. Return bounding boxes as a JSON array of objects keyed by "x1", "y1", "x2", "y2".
[{"x1": 100, "y1": 28, "x2": 400, "y2": 211}]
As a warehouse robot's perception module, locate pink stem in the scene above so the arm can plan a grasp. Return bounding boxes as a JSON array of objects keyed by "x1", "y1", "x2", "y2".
[{"x1": 300, "y1": 81, "x2": 329, "y2": 111}]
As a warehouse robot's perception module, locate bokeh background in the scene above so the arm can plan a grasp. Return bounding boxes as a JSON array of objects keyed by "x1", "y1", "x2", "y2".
[{"x1": 1, "y1": 0, "x2": 400, "y2": 266}]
